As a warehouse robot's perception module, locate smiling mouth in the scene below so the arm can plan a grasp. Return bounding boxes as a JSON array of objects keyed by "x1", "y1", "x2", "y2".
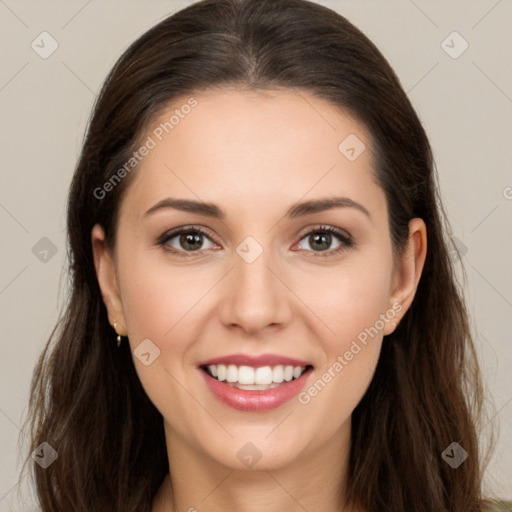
[{"x1": 200, "y1": 363, "x2": 314, "y2": 390}]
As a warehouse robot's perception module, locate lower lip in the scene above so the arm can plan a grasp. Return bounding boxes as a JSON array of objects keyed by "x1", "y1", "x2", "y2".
[{"x1": 200, "y1": 367, "x2": 313, "y2": 412}]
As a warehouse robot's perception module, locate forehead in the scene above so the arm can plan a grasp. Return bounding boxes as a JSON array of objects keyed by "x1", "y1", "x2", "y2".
[{"x1": 120, "y1": 88, "x2": 384, "y2": 220}]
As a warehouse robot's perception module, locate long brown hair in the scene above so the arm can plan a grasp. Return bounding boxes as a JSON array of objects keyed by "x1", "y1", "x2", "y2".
[{"x1": 19, "y1": 0, "x2": 497, "y2": 510}]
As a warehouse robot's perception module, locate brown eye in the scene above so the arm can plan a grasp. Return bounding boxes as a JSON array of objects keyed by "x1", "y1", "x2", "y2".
[
  {"x1": 305, "y1": 232, "x2": 335, "y2": 251},
  {"x1": 296, "y1": 226, "x2": 353, "y2": 257},
  {"x1": 178, "y1": 232, "x2": 204, "y2": 251},
  {"x1": 158, "y1": 227, "x2": 216, "y2": 256}
]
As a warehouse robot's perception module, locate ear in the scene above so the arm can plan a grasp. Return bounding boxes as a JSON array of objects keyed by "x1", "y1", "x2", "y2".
[
  {"x1": 382, "y1": 218, "x2": 427, "y2": 335},
  {"x1": 91, "y1": 223, "x2": 127, "y2": 336}
]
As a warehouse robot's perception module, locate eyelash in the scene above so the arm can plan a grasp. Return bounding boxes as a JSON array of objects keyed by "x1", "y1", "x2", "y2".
[{"x1": 156, "y1": 225, "x2": 354, "y2": 258}]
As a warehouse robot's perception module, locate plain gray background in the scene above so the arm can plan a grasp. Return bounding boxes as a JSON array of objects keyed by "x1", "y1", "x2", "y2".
[{"x1": 1, "y1": 0, "x2": 511, "y2": 509}]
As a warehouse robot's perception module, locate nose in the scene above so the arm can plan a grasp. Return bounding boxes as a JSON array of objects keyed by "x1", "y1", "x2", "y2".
[{"x1": 218, "y1": 242, "x2": 292, "y2": 336}]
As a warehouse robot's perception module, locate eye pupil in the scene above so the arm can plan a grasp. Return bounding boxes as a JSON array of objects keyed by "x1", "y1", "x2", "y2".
[
  {"x1": 181, "y1": 232, "x2": 203, "y2": 250},
  {"x1": 310, "y1": 233, "x2": 331, "y2": 251}
]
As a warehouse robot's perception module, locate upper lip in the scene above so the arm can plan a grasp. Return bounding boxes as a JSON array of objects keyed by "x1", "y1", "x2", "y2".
[{"x1": 198, "y1": 353, "x2": 313, "y2": 368}]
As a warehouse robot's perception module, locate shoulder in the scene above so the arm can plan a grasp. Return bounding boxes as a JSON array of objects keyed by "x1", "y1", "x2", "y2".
[{"x1": 483, "y1": 500, "x2": 512, "y2": 511}]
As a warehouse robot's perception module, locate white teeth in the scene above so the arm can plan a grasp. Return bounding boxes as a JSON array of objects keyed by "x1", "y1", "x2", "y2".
[
  {"x1": 255, "y1": 366, "x2": 273, "y2": 385},
  {"x1": 216, "y1": 364, "x2": 226, "y2": 382},
  {"x1": 238, "y1": 366, "x2": 255, "y2": 385},
  {"x1": 205, "y1": 364, "x2": 308, "y2": 385},
  {"x1": 226, "y1": 382, "x2": 282, "y2": 390},
  {"x1": 272, "y1": 365, "x2": 284, "y2": 383},
  {"x1": 226, "y1": 364, "x2": 238, "y2": 383}
]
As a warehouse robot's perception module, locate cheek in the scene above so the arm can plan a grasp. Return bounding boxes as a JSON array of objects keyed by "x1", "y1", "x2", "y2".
[
  {"x1": 304, "y1": 256, "x2": 394, "y2": 345},
  {"x1": 117, "y1": 249, "x2": 209, "y2": 341},
  {"x1": 115, "y1": 251, "x2": 205, "y2": 417},
  {"x1": 300, "y1": 258, "x2": 392, "y2": 422},
  {"x1": 297, "y1": 253, "x2": 392, "y2": 407}
]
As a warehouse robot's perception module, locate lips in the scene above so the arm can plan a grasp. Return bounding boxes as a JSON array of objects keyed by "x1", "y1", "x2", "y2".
[
  {"x1": 197, "y1": 353, "x2": 314, "y2": 411},
  {"x1": 197, "y1": 353, "x2": 312, "y2": 368}
]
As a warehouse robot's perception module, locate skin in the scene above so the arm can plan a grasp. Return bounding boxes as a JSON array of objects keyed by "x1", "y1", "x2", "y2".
[{"x1": 92, "y1": 88, "x2": 427, "y2": 512}]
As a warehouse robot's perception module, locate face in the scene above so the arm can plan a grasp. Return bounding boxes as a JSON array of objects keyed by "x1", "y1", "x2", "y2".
[{"x1": 92, "y1": 88, "x2": 425, "y2": 472}]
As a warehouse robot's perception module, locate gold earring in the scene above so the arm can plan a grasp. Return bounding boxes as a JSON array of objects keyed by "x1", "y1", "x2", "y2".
[{"x1": 113, "y1": 319, "x2": 122, "y2": 348}]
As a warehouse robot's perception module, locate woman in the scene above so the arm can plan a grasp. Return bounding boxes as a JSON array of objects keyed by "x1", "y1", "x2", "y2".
[{"x1": 20, "y1": 0, "x2": 509, "y2": 510}]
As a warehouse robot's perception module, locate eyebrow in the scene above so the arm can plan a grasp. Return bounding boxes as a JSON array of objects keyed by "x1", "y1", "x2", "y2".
[{"x1": 143, "y1": 196, "x2": 371, "y2": 221}]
